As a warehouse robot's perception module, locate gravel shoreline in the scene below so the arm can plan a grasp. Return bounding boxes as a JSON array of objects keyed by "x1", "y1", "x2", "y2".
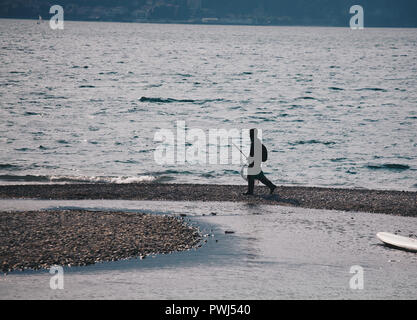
[
  {"x1": 0, "y1": 210, "x2": 201, "y2": 273},
  {"x1": 0, "y1": 183, "x2": 416, "y2": 216}
]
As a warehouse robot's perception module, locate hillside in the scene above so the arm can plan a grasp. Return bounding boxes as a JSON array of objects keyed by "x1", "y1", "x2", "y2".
[{"x1": 1, "y1": 0, "x2": 416, "y2": 27}]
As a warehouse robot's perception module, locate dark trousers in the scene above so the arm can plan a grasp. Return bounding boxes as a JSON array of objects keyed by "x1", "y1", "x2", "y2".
[{"x1": 247, "y1": 171, "x2": 276, "y2": 194}]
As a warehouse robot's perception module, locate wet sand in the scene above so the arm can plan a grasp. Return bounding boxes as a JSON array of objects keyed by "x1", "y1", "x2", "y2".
[
  {"x1": 0, "y1": 183, "x2": 415, "y2": 216},
  {"x1": 0, "y1": 210, "x2": 201, "y2": 272},
  {"x1": 1, "y1": 200, "x2": 416, "y2": 299}
]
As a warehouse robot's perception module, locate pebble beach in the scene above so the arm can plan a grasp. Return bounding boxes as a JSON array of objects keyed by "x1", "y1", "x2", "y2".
[
  {"x1": 0, "y1": 183, "x2": 415, "y2": 216},
  {"x1": 0, "y1": 209, "x2": 201, "y2": 273}
]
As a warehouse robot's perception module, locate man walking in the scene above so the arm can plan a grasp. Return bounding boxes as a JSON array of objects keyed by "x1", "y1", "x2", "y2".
[{"x1": 243, "y1": 128, "x2": 277, "y2": 195}]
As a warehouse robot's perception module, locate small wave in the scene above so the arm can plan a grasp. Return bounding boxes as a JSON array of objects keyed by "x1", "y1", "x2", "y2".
[
  {"x1": 366, "y1": 164, "x2": 410, "y2": 171},
  {"x1": 355, "y1": 88, "x2": 387, "y2": 92},
  {"x1": 108, "y1": 176, "x2": 156, "y2": 183},
  {"x1": 223, "y1": 169, "x2": 240, "y2": 175},
  {"x1": 201, "y1": 172, "x2": 216, "y2": 178},
  {"x1": 139, "y1": 97, "x2": 195, "y2": 103},
  {"x1": 43, "y1": 95, "x2": 67, "y2": 100},
  {"x1": 145, "y1": 84, "x2": 163, "y2": 88},
  {"x1": 0, "y1": 174, "x2": 158, "y2": 184},
  {"x1": 289, "y1": 140, "x2": 336, "y2": 146},
  {"x1": 329, "y1": 87, "x2": 344, "y2": 91},
  {"x1": 295, "y1": 96, "x2": 320, "y2": 101},
  {"x1": 98, "y1": 71, "x2": 118, "y2": 75},
  {"x1": 79, "y1": 85, "x2": 95, "y2": 88},
  {"x1": 114, "y1": 159, "x2": 139, "y2": 164},
  {"x1": 177, "y1": 73, "x2": 193, "y2": 77},
  {"x1": 229, "y1": 105, "x2": 243, "y2": 110},
  {"x1": 288, "y1": 104, "x2": 304, "y2": 109},
  {"x1": 151, "y1": 169, "x2": 194, "y2": 175},
  {"x1": 139, "y1": 96, "x2": 225, "y2": 105},
  {"x1": 0, "y1": 164, "x2": 21, "y2": 170},
  {"x1": 24, "y1": 111, "x2": 40, "y2": 116}
]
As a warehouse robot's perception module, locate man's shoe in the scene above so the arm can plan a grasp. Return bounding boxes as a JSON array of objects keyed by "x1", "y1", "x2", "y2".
[{"x1": 243, "y1": 192, "x2": 253, "y2": 196}]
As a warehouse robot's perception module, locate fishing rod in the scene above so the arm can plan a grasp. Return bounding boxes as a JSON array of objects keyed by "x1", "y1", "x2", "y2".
[{"x1": 231, "y1": 142, "x2": 248, "y2": 159}]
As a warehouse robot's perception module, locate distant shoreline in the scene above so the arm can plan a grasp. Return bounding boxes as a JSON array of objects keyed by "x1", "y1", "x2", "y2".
[
  {"x1": 1, "y1": 17, "x2": 417, "y2": 29},
  {"x1": 0, "y1": 183, "x2": 416, "y2": 217}
]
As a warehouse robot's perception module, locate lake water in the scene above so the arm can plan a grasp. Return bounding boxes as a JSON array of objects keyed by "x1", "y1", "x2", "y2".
[{"x1": 0, "y1": 20, "x2": 416, "y2": 190}]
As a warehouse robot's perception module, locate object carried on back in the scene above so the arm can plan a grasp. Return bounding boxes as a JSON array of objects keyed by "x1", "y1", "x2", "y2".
[{"x1": 262, "y1": 144, "x2": 268, "y2": 162}]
